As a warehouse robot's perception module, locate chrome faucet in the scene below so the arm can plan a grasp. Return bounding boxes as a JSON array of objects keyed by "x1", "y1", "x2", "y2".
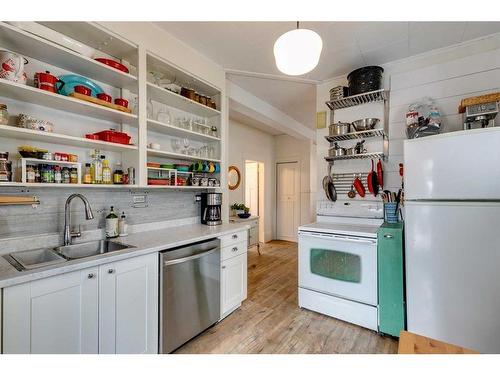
[{"x1": 64, "y1": 194, "x2": 94, "y2": 246}]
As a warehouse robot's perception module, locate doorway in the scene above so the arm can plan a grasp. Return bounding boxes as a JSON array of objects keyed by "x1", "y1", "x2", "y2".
[
  {"x1": 245, "y1": 160, "x2": 265, "y2": 243},
  {"x1": 276, "y1": 161, "x2": 300, "y2": 242}
]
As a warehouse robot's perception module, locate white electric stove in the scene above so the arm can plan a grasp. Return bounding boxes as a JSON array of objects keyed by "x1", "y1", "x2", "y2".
[{"x1": 298, "y1": 200, "x2": 383, "y2": 331}]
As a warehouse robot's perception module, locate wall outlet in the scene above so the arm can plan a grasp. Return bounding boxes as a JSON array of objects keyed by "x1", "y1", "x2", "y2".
[{"x1": 131, "y1": 194, "x2": 148, "y2": 208}]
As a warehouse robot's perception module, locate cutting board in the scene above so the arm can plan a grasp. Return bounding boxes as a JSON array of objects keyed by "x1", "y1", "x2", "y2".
[
  {"x1": 0, "y1": 195, "x2": 39, "y2": 205},
  {"x1": 458, "y1": 92, "x2": 500, "y2": 113},
  {"x1": 69, "y1": 92, "x2": 132, "y2": 113}
]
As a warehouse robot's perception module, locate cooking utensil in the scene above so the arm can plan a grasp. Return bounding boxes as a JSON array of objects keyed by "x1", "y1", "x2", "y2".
[
  {"x1": 322, "y1": 164, "x2": 336, "y2": 202},
  {"x1": 347, "y1": 66, "x2": 384, "y2": 96},
  {"x1": 329, "y1": 122, "x2": 351, "y2": 136},
  {"x1": 34, "y1": 71, "x2": 64, "y2": 93},
  {"x1": 347, "y1": 176, "x2": 356, "y2": 199},
  {"x1": 74, "y1": 85, "x2": 91, "y2": 96},
  {"x1": 351, "y1": 118, "x2": 380, "y2": 131},
  {"x1": 354, "y1": 140, "x2": 366, "y2": 154},
  {"x1": 0, "y1": 50, "x2": 28, "y2": 84},
  {"x1": 57, "y1": 74, "x2": 103, "y2": 97},
  {"x1": 114, "y1": 98, "x2": 128, "y2": 108},
  {"x1": 377, "y1": 158, "x2": 384, "y2": 189},
  {"x1": 329, "y1": 142, "x2": 346, "y2": 157},
  {"x1": 367, "y1": 159, "x2": 379, "y2": 196},
  {"x1": 94, "y1": 58, "x2": 129, "y2": 73},
  {"x1": 353, "y1": 174, "x2": 365, "y2": 197}
]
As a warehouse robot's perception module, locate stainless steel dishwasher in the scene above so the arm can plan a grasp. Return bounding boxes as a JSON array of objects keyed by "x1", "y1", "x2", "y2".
[{"x1": 159, "y1": 238, "x2": 220, "y2": 353}]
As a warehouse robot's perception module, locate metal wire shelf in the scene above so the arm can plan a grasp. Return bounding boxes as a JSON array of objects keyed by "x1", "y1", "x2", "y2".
[
  {"x1": 325, "y1": 152, "x2": 385, "y2": 163},
  {"x1": 331, "y1": 172, "x2": 369, "y2": 193},
  {"x1": 325, "y1": 89, "x2": 389, "y2": 110},
  {"x1": 325, "y1": 128, "x2": 385, "y2": 142}
]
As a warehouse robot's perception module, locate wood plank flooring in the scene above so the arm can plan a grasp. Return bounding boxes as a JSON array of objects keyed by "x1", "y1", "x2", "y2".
[{"x1": 174, "y1": 240, "x2": 398, "y2": 354}]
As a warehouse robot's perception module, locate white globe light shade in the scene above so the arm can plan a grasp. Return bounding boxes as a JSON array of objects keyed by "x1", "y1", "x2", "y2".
[{"x1": 273, "y1": 28, "x2": 323, "y2": 76}]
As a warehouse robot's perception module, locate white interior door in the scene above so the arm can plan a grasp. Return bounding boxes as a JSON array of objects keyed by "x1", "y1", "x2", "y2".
[
  {"x1": 245, "y1": 162, "x2": 259, "y2": 217},
  {"x1": 276, "y1": 162, "x2": 300, "y2": 242}
]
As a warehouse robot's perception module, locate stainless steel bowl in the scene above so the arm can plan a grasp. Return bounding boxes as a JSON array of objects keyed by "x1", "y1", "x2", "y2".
[
  {"x1": 329, "y1": 122, "x2": 351, "y2": 136},
  {"x1": 351, "y1": 118, "x2": 380, "y2": 131}
]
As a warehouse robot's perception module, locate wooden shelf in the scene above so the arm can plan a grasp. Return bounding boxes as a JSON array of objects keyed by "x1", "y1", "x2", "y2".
[
  {"x1": 147, "y1": 119, "x2": 220, "y2": 142},
  {"x1": 147, "y1": 82, "x2": 221, "y2": 118},
  {"x1": 0, "y1": 22, "x2": 138, "y2": 91},
  {"x1": 0, "y1": 79, "x2": 138, "y2": 125},
  {"x1": 0, "y1": 125, "x2": 138, "y2": 152},
  {"x1": 147, "y1": 148, "x2": 221, "y2": 163}
]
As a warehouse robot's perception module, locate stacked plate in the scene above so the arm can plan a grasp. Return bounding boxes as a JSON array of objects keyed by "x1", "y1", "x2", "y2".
[{"x1": 329, "y1": 86, "x2": 349, "y2": 101}]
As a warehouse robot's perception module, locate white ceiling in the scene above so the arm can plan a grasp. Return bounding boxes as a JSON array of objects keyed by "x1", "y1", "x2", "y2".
[{"x1": 156, "y1": 21, "x2": 500, "y2": 131}]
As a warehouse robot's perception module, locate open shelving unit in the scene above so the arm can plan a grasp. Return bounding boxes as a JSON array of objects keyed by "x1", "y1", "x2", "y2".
[{"x1": 0, "y1": 22, "x2": 225, "y2": 190}]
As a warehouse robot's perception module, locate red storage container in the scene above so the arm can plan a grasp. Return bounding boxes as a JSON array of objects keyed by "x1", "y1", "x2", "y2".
[{"x1": 93, "y1": 130, "x2": 131, "y2": 145}]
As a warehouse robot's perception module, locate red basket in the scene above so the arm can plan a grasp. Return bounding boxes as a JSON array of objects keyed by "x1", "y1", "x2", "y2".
[{"x1": 93, "y1": 130, "x2": 131, "y2": 145}]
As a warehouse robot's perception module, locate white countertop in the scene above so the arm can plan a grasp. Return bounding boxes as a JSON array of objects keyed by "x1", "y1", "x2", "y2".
[
  {"x1": 0, "y1": 222, "x2": 249, "y2": 289},
  {"x1": 229, "y1": 215, "x2": 259, "y2": 223}
]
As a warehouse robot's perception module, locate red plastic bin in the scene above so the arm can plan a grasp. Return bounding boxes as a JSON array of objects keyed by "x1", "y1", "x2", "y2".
[{"x1": 92, "y1": 130, "x2": 131, "y2": 145}]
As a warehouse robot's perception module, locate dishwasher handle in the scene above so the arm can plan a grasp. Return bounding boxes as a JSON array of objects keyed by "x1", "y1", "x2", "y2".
[{"x1": 163, "y1": 246, "x2": 219, "y2": 266}]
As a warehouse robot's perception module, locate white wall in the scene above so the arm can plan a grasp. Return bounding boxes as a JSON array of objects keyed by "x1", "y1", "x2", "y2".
[
  {"x1": 275, "y1": 135, "x2": 316, "y2": 226},
  {"x1": 228, "y1": 119, "x2": 275, "y2": 242},
  {"x1": 316, "y1": 39, "x2": 500, "y2": 206}
]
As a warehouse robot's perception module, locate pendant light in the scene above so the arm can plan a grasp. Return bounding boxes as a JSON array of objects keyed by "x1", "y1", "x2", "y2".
[{"x1": 273, "y1": 22, "x2": 323, "y2": 76}]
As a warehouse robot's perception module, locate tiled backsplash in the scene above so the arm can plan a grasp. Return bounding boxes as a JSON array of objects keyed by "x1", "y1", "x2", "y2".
[{"x1": 0, "y1": 187, "x2": 200, "y2": 239}]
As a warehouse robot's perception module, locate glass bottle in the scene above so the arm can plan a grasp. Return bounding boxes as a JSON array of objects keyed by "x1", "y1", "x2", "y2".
[
  {"x1": 83, "y1": 163, "x2": 92, "y2": 184},
  {"x1": 105, "y1": 206, "x2": 119, "y2": 238},
  {"x1": 70, "y1": 167, "x2": 78, "y2": 184},
  {"x1": 26, "y1": 164, "x2": 35, "y2": 183},
  {"x1": 102, "y1": 159, "x2": 112, "y2": 184},
  {"x1": 62, "y1": 167, "x2": 70, "y2": 184},
  {"x1": 113, "y1": 163, "x2": 123, "y2": 184},
  {"x1": 91, "y1": 150, "x2": 102, "y2": 184},
  {"x1": 54, "y1": 165, "x2": 62, "y2": 184}
]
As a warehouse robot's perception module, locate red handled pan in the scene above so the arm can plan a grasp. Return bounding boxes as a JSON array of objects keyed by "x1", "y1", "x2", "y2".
[{"x1": 367, "y1": 159, "x2": 379, "y2": 197}]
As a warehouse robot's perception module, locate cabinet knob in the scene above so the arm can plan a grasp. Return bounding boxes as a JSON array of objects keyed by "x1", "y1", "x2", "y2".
[
  {"x1": 232, "y1": 247, "x2": 238, "y2": 252},
  {"x1": 88, "y1": 273, "x2": 95, "y2": 279},
  {"x1": 108, "y1": 269, "x2": 115, "y2": 274},
  {"x1": 232, "y1": 234, "x2": 238, "y2": 239},
  {"x1": 222, "y1": 266, "x2": 226, "y2": 269},
  {"x1": 383, "y1": 234, "x2": 394, "y2": 239}
]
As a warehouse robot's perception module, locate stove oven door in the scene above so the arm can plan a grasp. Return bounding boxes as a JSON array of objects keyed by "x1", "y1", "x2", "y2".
[{"x1": 298, "y1": 231, "x2": 377, "y2": 306}]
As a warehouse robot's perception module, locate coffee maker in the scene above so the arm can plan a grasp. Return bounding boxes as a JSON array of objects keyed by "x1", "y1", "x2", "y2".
[{"x1": 201, "y1": 192, "x2": 222, "y2": 226}]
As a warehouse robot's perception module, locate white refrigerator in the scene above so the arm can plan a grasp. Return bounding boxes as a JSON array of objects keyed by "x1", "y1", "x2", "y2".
[{"x1": 404, "y1": 127, "x2": 500, "y2": 353}]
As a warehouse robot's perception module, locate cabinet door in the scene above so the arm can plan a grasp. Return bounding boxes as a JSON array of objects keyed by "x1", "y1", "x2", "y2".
[
  {"x1": 99, "y1": 253, "x2": 158, "y2": 354},
  {"x1": 221, "y1": 253, "x2": 247, "y2": 317},
  {"x1": 378, "y1": 225, "x2": 405, "y2": 337},
  {"x1": 3, "y1": 268, "x2": 99, "y2": 354}
]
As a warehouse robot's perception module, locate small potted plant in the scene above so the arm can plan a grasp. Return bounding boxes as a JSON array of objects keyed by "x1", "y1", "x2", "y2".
[{"x1": 231, "y1": 203, "x2": 251, "y2": 219}]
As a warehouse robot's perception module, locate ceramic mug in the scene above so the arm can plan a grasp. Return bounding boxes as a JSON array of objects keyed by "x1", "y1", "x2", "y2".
[
  {"x1": 0, "y1": 50, "x2": 28, "y2": 84},
  {"x1": 208, "y1": 162, "x2": 215, "y2": 173},
  {"x1": 202, "y1": 162, "x2": 210, "y2": 173},
  {"x1": 214, "y1": 163, "x2": 220, "y2": 173},
  {"x1": 193, "y1": 161, "x2": 204, "y2": 172}
]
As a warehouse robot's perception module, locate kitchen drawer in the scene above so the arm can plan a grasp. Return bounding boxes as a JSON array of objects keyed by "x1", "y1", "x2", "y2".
[
  {"x1": 220, "y1": 230, "x2": 247, "y2": 248},
  {"x1": 221, "y1": 240, "x2": 248, "y2": 261}
]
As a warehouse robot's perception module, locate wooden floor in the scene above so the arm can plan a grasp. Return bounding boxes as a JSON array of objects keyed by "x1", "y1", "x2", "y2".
[{"x1": 175, "y1": 240, "x2": 398, "y2": 354}]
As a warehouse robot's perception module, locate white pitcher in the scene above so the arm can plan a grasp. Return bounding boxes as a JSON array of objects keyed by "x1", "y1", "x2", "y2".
[{"x1": 0, "y1": 50, "x2": 28, "y2": 84}]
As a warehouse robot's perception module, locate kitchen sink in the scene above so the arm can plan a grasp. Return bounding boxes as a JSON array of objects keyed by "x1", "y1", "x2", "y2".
[
  {"x1": 55, "y1": 240, "x2": 135, "y2": 260},
  {"x1": 10, "y1": 248, "x2": 67, "y2": 270}
]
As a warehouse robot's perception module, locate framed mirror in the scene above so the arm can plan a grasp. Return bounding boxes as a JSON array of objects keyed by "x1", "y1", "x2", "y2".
[{"x1": 228, "y1": 165, "x2": 241, "y2": 190}]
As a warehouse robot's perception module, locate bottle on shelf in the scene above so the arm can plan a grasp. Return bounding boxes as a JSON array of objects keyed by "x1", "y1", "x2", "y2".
[
  {"x1": 70, "y1": 167, "x2": 78, "y2": 184},
  {"x1": 105, "y1": 206, "x2": 119, "y2": 238},
  {"x1": 113, "y1": 163, "x2": 123, "y2": 184},
  {"x1": 118, "y1": 211, "x2": 128, "y2": 237},
  {"x1": 62, "y1": 167, "x2": 70, "y2": 184},
  {"x1": 83, "y1": 163, "x2": 92, "y2": 184},
  {"x1": 102, "y1": 159, "x2": 112, "y2": 184},
  {"x1": 91, "y1": 149, "x2": 103, "y2": 184},
  {"x1": 54, "y1": 165, "x2": 62, "y2": 184}
]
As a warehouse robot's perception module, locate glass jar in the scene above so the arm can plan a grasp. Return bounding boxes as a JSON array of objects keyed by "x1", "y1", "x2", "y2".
[
  {"x1": 70, "y1": 168, "x2": 78, "y2": 184},
  {"x1": 113, "y1": 164, "x2": 123, "y2": 184},
  {"x1": 26, "y1": 164, "x2": 36, "y2": 183},
  {"x1": 62, "y1": 167, "x2": 70, "y2": 184},
  {"x1": 54, "y1": 166, "x2": 62, "y2": 184},
  {"x1": 83, "y1": 163, "x2": 92, "y2": 184},
  {"x1": 0, "y1": 104, "x2": 8, "y2": 125},
  {"x1": 40, "y1": 165, "x2": 49, "y2": 183}
]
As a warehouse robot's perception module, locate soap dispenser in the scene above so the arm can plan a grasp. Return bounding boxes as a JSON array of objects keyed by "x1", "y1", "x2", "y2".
[{"x1": 118, "y1": 211, "x2": 128, "y2": 237}]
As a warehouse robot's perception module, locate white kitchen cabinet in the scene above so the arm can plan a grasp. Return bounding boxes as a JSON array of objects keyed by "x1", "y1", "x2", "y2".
[
  {"x1": 99, "y1": 253, "x2": 158, "y2": 354},
  {"x1": 221, "y1": 249, "x2": 247, "y2": 318},
  {"x1": 2, "y1": 267, "x2": 99, "y2": 354}
]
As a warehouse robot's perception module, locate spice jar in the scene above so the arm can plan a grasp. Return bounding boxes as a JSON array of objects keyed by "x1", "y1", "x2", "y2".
[
  {"x1": 54, "y1": 165, "x2": 62, "y2": 184},
  {"x1": 83, "y1": 163, "x2": 92, "y2": 184},
  {"x1": 113, "y1": 163, "x2": 124, "y2": 184},
  {"x1": 70, "y1": 167, "x2": 78, "y2": 184},
  {"x1": 26, "y1": 164, "x2": 36, "y2": 183},
  {"x1": 0, "y1": 104, "x2": 8, "y2": 125},
  {"x1": 62, "y1": 167, "x2": 70, "y2": 184}
]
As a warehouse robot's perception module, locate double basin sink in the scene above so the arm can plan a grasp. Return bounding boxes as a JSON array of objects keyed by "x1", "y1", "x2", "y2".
[{"x1": 9, "y1": 240, "x2": 134, "y2": 271}]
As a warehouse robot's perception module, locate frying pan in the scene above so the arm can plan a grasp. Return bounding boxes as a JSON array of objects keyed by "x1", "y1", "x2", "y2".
[
  {"x1": 353, "y1": 173, "x2": 365, "y2": 197},
  {"x1": 367, "y1": 160, "x2": 379, "y2": 197},
  {"x1": 377, "y1": 158, "x2": 383, "y2": 189},
  {"x1": 322, "y1": 164, "x2": 337, "y2": 202}
]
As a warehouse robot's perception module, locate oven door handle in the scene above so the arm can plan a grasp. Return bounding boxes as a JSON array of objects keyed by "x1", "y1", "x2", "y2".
[{"x1": 299, "y1": 232, "x2": 376, "y2": 244}]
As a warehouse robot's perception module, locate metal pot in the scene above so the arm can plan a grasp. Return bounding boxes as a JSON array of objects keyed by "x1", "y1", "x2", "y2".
[
  {"x1": 329, "y1": 122, "x2": 351, "y2": 136},
  {"x1": 329, "y1": 142, "x2": 346, "y2": 157}
]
